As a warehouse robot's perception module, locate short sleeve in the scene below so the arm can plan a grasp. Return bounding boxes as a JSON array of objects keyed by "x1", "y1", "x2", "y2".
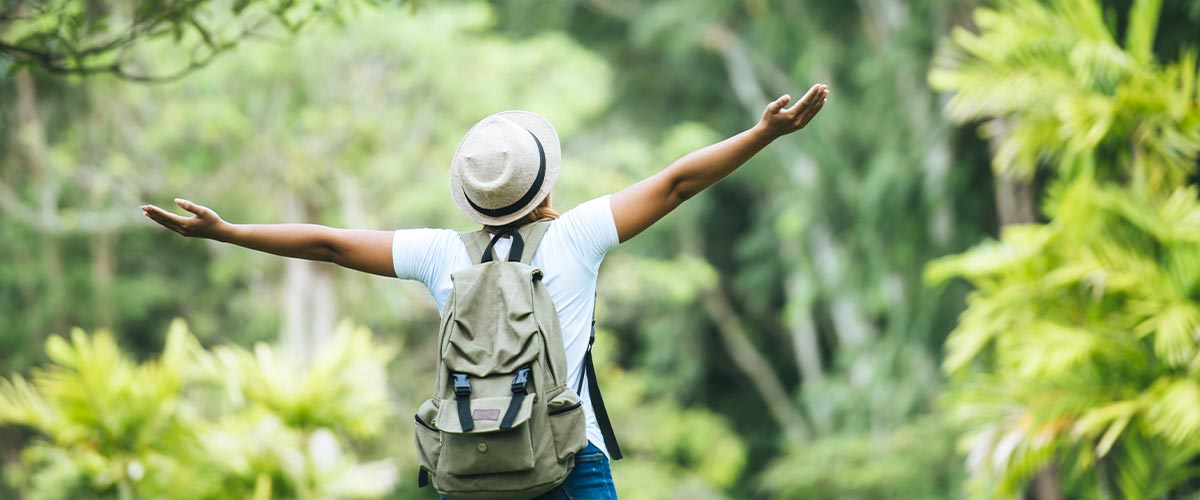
[
  {"x1": 553, "y1": 195, "x2": 620, "y2": 266},
  {"x1": 392, "y1": 228, "x2": 463, "y2": 288}
]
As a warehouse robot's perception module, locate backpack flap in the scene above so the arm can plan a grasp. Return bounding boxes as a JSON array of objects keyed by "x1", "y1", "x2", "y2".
[{"x1": 435, "y1": 394, "x2": 538, "y2": 476}]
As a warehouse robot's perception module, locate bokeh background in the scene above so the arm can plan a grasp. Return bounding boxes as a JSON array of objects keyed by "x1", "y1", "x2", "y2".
[{"x1": 2, "y1": 0, "x2": 1200, "y2": 498}]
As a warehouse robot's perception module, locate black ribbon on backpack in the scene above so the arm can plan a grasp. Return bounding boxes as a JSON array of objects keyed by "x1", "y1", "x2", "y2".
[
  {"x1": 500, "y1": 365, "x2": 532, "y2": 430},
  {"x1": 480, "y1": 229, "x2": 525, "y2": 264},
  {"x1": 453, "y1": 372, "x2": 474, "y2": 432}
]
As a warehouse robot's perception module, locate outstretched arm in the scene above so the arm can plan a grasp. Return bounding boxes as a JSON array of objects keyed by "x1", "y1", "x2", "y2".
[
  {"x1": 610, "y1": 83, "x2": 828, "y2": 242},
  {"x1": 141, "y1": 199, "x2": 396, "y2": 277}
]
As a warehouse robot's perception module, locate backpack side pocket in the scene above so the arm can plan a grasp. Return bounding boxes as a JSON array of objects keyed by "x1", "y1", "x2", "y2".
[
  {"x1": 414, "y1": 398, "x2": 442, "y2": 475},
  {"x1": 547, "y1": 390, "x2": 587, "y2": 463}
]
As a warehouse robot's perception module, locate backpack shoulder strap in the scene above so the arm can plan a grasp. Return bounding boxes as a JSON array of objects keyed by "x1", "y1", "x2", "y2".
[
  {"x1": 458, "y1": 221, "x2": 552, "y2": 265},
  {"x1": 575, "y1": 296, "x2": 623, "y2": 460},
  {"x1": 458, "y1": 229, "x2": 492, "y2": 264},
  {"x1": 515, "y1": 221, "x2": 551, "y2": 265}
]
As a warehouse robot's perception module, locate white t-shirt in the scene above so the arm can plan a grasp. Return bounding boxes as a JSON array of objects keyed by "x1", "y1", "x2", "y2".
[{"x1": 392, "y1": 195, "x2": 619, "y2": 458}]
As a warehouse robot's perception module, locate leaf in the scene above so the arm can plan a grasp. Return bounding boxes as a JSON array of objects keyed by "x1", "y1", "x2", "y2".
[
  {"x1": 1075, "y1": 400, "x2": 1140, "y2": 457},
  {"x1": 43, "y1": 335, "x2": 76, "y2": 368},
  {"x1": 1134, "y1": 302, "x2": 1200, "y2": 368},
  {"x1": 1123, "y1": 0, "x2": 1163, "y2": 65},
  {"x1": 0, "y1": 375, "x2": 55, "y2": 427},
  {"x1": 1000, "y1": 322, "x2": 1103, "y2": 379},
  {"x1": 1144, "y1": 378, "x2": 1200, "y2": 445}
]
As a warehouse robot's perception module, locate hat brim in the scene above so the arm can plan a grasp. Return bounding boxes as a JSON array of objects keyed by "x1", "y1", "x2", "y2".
[{"x1": 450, "y1": 110, "x2": 562, "y2": 226}]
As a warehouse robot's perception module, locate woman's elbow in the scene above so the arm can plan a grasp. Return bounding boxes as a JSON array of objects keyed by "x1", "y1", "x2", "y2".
[{"x1": 668, "y1": 178, "x2": 698, "y2": 204}]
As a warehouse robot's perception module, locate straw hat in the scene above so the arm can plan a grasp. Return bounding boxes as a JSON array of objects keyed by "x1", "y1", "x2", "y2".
[{"x1": 450, "y1": 111, "x2": 562, "y2": 226}]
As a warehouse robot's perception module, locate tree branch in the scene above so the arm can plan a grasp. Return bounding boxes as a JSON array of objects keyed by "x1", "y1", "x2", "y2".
[
  {"x1": 0, "y1": 0, "x2": 283, "y2": 82},
  {"x1": 702, "y1": 284, "x2": 811, "y2": 443},
  {"x1": 0, "y1": 180, "x2": 142, "y2": 234}
]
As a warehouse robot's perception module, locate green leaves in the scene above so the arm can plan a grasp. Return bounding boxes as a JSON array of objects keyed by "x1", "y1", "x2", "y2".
[
  {"x1": 931, "y1": 0, "x2": 1200, "y2": 194},
  {"x1": 930, "y1": 1, "x2": 1200, "y2": 495},
  {"x1": 1125, "y1": 0, "x2": 1164, "y2": 65},
  {"x1": 934, "y1": 180, "x2": 1200, "y2": 496},
  {"x1": 0, "y1": 321, "x2": 397, "y2": 499},
  {"x1": 200, "y1": 321, "x2": 396, "y2": 438},
  {"x1": 0, "y1": 0, "x2": 389, "y2": 80}
]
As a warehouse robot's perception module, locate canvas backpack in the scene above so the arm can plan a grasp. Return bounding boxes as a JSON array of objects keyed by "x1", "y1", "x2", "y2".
[{"x1": 413, "y1": 222, "x2": 621, "y2": 499}]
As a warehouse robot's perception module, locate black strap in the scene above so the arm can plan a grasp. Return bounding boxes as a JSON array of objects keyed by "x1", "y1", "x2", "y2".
[
  {"x1": 500, "y1": 365, "x2": 532, "y2": 430},
  {"x1": 576, "y1": 307, "x2": 623, "y2": 460},
  {"x1": 460, "y1": 221, "x2": 551, "y2": 266},
  {"x1": 417, "y1": 468, "x2": 429, "y2": 488},
  {"x1": 453, "y1": 373, "x2": 474, "y2": 432},
  {"x1": 480, "y1": 229, "x2": 525, "y2": 264}
]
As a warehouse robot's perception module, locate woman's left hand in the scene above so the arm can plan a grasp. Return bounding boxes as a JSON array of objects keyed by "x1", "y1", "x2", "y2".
[{"x1": 757, "y1": 83, "x2": 829, "y2": 139}]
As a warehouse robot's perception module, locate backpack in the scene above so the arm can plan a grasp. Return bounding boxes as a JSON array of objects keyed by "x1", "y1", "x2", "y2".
[{"x1": 413, "y1": 221, "x2": 620, "y2": 499}]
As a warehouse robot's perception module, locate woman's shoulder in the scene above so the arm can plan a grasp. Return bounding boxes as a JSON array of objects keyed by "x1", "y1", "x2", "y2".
[
  {"x1": 392, "y1": 228, "x2": 473, "y2": 259},
  {"x1": 542, "y1": 195, "x2": 618, "y2": 265}
]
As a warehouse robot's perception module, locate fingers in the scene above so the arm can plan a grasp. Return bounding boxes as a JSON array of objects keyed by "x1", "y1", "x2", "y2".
[
  {"x1": 799, "y1": 87, "x2": 828, "y2": 122},
  {"x1": 175, "y1": 198, "x2": 209, "y2": 218},
  {"x1": 798, "y1": 95, "x2": 827, "y2": 128},
  {"x1": 785, "y1": 84, "x2": 824, "y2": 117},
  {"x1": 141, "y1": 204, "x2": 183, "y2": 233},
  {"x1": 766, "y1": 94, "x2": 791, "y2": 115},
  {"x1": 792, "y1": 85, "x2": 829, "y2": 129}
]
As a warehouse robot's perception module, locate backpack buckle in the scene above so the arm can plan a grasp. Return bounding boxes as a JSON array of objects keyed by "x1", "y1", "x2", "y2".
[
  {"x1": 510, "y1": 366, "x2": 532, "y2": 394},
  {"x1": 452, "y1": 373, "x2": 472, "y2": 397}
]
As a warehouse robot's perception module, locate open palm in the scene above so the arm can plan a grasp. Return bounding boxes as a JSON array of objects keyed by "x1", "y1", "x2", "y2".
[
  {"x1": 141, "y1": 199, "x2": 226, "y2": 239},
  {"x1": 759, "y1": 83, "x2": 829, "y2": 138}
]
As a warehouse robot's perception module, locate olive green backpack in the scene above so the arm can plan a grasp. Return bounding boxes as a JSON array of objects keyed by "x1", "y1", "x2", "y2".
[{"x1": 413, "y1": 222, "x2": 588, "y2": 499}]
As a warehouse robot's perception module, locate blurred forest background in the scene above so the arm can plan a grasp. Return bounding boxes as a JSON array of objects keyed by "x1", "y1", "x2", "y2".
[{"x1": 2, "y1": 0, "x2": 1200, "y2": 498}]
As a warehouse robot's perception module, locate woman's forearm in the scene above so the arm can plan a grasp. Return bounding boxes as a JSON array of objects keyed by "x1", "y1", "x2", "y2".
[
  {"x1": 665, "y1": 124, "x2": 775, "y2": 201},
  {"x1": 610, "y1": 85, "x2": 827, "y2": 242},
  {"x1": 144, "y1": 199, "x2": 397, "y2": 277},
  {"x1": 217, "y1": 223, "x2": 339, "y2": 262}
]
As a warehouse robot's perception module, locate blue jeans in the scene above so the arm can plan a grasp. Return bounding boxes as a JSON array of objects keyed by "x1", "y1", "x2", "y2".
[
  {"x1": 439, "y1": 442, "x2": 617, "y2": 500},
  {"x1": 534, "y1": 442, "x2": 618, "y2": 499}
]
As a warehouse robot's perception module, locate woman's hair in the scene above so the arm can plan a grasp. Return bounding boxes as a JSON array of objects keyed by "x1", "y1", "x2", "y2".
[{"x1": 484, "y1": 194, "x2": 559, "y2": 232}]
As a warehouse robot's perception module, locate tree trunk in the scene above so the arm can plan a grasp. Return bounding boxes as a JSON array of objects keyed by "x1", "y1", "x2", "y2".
[
  {"x1": 91, "y1": 231, "x2": 116, "y2": 328},
  {"x1": 1033, "y1": 463, "x2": 1064, "y2": 500},
  {"x1": 279, "y1": 193, "x2": 338, "y2": 364},
  {"x1": 994, "y1": 170, "x2": 1037, "y2": 226},
  {"x1": 989, "y1": 119, "x2": 1038, "y2": 226},
  {"x1": 14, "y1": 69, "x2": 68, "y2": 336},
  {"x1": 785, "y1": 272, "x2": 825, "y2": 386},
  {"x1": 990, "y1": 119, "x2": 1052, "y2": 500}
]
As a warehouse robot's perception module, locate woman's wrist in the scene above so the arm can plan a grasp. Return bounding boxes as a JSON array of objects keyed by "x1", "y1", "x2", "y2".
[
  {"x1": 212, "y1": 222, "x2": 239, "y2": 243},
  {"x1": 749, "y1": 122, "x2": 781, "y2": 144}
]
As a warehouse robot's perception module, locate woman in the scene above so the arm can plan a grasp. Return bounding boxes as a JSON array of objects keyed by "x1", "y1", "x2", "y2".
[{"x1": 142, "y1": 83, "x2": 828, "y2": 499}]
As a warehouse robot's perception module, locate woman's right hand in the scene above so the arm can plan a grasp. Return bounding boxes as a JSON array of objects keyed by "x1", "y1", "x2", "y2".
[{"x1": 141, "y1": 199, "x2": 229, "y2": 240}]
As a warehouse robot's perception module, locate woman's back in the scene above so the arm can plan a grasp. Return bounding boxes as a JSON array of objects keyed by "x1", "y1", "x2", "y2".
[{"x1": 392, "y1": 195, "x2": 619, "y2": 457}]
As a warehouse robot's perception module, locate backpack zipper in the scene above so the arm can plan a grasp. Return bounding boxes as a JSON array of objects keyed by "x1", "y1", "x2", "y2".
[
  {"x1": 415, "y1": 414, "x2": 437, "y2": 432},
  {"x1": 548, "y1": 401, "x2": 582, "y2": 416}
]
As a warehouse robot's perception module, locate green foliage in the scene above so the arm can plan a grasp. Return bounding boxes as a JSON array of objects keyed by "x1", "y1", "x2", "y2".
[
  {"x1": 592, "y1": 333, "x2": 748, "y2": 499},
  {"x1": 931, "y1": 181, "x2": 1200, "y2": 498},
  {"x1": 0, "y1": 0, "x2": 380, "y2": 80},
  {"x1": 930, "y1": 1, "x2": 1200, "y2": 496},
  {"x1": 931, "y1": 0, "x2": 1200, "y2": 193},
  {"x1": 759, "y1": 415, "x2": 961, "y2": 500},
  {"x1": 0, "y1": 320, "x2": 397, "y2": 499},
  {"x1": 496, "y1": 0, "x2": 991, "y2": 496},
  {"x1": 2, "y1": 3, "x2": 759, "y2": 497},
  {"x1": 7, "y1": 0, "x2": 1199, "y2": 497}
]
